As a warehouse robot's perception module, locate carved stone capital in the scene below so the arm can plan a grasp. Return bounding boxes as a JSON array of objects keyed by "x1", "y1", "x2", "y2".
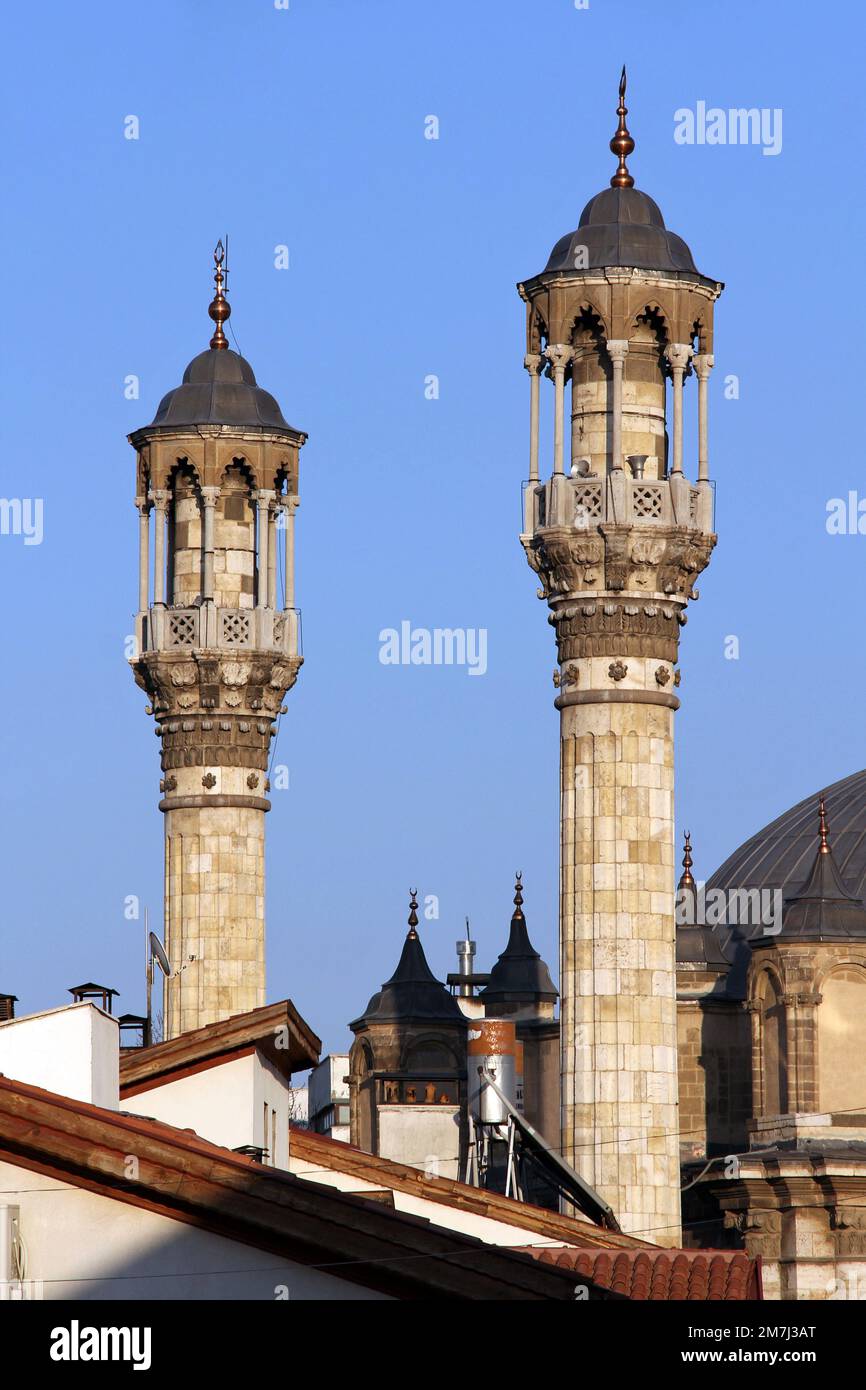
[
  {"x1": 201, "y1": 485, "x2": 220, "y2": 505},
  {"x1": 544, "y1": 343, "x2": 573, "y2": 376},
  {"x1": 523, "y1": 352, "x2": 543, "y2": 374},
  {"x1": 605, "y1": 338, "x2": 630, "y2": 366},
  {"x1": 692, "y1": 352, "x2": 715, "y2": 381},
  {"x1": 665, "y1": 342, "x2": 693, "y2": 374},
  {"x1": 148, "y1": 488, "x2": 169, "y2": 511}
]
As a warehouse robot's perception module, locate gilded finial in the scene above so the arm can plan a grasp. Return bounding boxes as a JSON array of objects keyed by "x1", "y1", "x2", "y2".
[
  {"x1": 819, "y1": 797, "x2": 830, "y2": 855},
  {"x1": 513, "y1": 871, "x2": 524, "y2": 916},
  {"x1": 610, "y1": 65, "x2": 635, "y2": 189},
  {"x1": 408, "y1": 888, "x2": 419, "y2": 936},
  {"x1": 208, "y1": 238, "x2": 231, "y2": 350},
  {"x1": 679, "y1": 831, "x2": 695, "y2": 889}
]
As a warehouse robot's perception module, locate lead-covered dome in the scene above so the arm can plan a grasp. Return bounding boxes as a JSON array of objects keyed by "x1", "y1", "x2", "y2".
[
  {"x1": 149, "y1": 347, "x2": 294, "y2": 433},
  {"x1": 544, "y1": 185, "x2": 699, "y2": 276}
]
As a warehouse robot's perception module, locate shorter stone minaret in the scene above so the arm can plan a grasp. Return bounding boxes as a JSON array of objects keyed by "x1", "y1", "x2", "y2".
[{"x1": 130, "y1": 244, "x2": 307, "y2": 1038}]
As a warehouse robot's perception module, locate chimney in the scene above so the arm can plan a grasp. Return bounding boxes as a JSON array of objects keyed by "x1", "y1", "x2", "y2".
[
  {"x1": 455, "y1": 921, "x2": 476, "y2": 998},
  {"x1": 68, "y1": 983, "x2": 119, "y2": 1015},
  {"x1": 0, "y1": 994, "x2": 17, "y2": 1023}
]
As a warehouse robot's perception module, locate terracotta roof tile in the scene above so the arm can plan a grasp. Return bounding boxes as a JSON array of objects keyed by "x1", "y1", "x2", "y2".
[{"x1": 524, "y1": 1245, "x2": 758, "y2": 1300}]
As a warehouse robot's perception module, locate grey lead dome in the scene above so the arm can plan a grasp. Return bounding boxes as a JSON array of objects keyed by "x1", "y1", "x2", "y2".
[
  {"x1": 149, "y1": 347, "x2": 294, "y2": 432},
  {"x1": 544, "y1": 185, "x2": 700, "y2": 277}
]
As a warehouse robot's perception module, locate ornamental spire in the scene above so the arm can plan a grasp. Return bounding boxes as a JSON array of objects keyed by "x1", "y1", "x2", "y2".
[
  {"x1": 819, "y1": 796, "x2": 830, "y2": 855},
  {"x1": 407, "y1": 888, "x2": 419, "y2": 938},
  {"x1": 513, "y1": 870, "x2": 524, "y2": 917},
  {"x1": 610, "y1": 65, "x2": 635, "y2": 189},
  {"x1": 208, "y1": 238, "x2": 231, "y2": 350},
  {"x1": 678, "y1": 831, "x2": 696, "y2": 890}
]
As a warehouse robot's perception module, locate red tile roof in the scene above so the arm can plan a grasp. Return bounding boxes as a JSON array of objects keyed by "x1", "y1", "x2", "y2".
[
  {"x1": 120, "y1": 999, "x2": 320, "y2": 1092},
  {"x1": 524, "y1": 1245, "x2": 759, "y2": 1300}
]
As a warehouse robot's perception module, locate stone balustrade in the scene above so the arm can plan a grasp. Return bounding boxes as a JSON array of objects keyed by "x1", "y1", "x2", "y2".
[
  {"x1": 522, "y1": 470, "x2": 714, "y2": 536},
  {"x1": 137, "y1": 604, "x2": 302, "y2": 659}
]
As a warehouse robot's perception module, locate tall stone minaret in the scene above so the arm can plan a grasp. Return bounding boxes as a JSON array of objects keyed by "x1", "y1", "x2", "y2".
[
  {"x1": 129, "y1": 243, "x2": 307, "y2": 1039},
  {"x1": 517, "y1": 72, "x2": 722, "y2": 1243}
]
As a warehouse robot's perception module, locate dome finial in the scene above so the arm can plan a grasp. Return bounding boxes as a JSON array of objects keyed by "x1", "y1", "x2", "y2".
[
  {"x1": 678, "y1": 831, "x2": 696, "y2": 890},
  {"x1": 513, "y1": 870, "x2": 524, "y2": 916},
  {"x1": 610, "y1": 65, "x2": 635, "y2": 189},
  {"x1": 407, "y1": 887, "x2": 419, "y2": 937},
  {"x1": 819, "y1": 796, "x2": 830, "y2": 855},
  {"x1": 208, "y1": 238, "x2": 231, "y2": 350}
]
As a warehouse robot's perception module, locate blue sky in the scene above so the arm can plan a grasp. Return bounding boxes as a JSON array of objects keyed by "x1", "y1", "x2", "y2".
[{"x1": 1, "y1": 0, "x2": 863, "y2": 1054}]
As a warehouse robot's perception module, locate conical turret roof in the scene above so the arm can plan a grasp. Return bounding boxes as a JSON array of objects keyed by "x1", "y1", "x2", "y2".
[
  {"x1": 479, "y1": 875, "x2": 558, "y2": 1007},
  {"x1": 774, "y1": 799, "x2": 866, "y2": 942},
  {"x1": 350, "y1": 892, "x2": 464, "y2": 1029}
]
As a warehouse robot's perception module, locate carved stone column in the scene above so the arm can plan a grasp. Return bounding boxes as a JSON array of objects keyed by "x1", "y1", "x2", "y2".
[
  {"x1": 693, "y1": 353, "x2": 714, "y2": 483},
  {"x1": 666, "y1": 344, "x2": 692, "y2": 477},
  {"x1": 136, "y1": 496, "x2": 150, "y2": 614},
  {"x1": 524, "y1": 352, "x2": 543, "y2": 482},
  {"x1": 606, "y1": 339, "x2": 629, "y2": 472},
  {"x1": 545, "y1": 345, "x2": 573, "y2": 476},
  {"x1": 201, "y1": 486, "x2": 219, "y2": 603},
  {"x1": 283, "y1": 495, "x2": 298, "y2": 612},
  {"x1": 150, "y1": 489, "x2": 168, "y2": 605},
  {"x1": 255, "y1": 489, "x2": 275, "y2": 608},
  {"x1": 267, "y1": 500, "x2": 278, "y2": 610}
]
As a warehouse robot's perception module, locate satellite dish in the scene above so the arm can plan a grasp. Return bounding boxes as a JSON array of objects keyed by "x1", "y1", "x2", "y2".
[{"x1": 149, "y1": 932, "x2": 172, "y2": 979}]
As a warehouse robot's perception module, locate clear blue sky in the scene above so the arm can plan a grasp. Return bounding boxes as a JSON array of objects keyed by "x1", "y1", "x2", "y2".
[{"x1": 1, "y1": 0, "x2": 863, "y2": 1056}]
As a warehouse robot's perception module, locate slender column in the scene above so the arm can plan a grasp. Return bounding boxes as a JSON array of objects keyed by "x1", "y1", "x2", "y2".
[
  {"x1": 665, "y1": 344, "x2": 692, "y2": 477},
  {"x1": 284, "y1": 496, "x2": 298, "y2": 611},
  {"x1": 545, "y1": 345, "x2": 573, "y2": 476},
  {"x1": 136, "y1": 497, "x2": 150, "y2": 612},
  {"x1": 267, "y1": 501, "x2": 277, "y2": 610},
  {"x1": 524, "y1": 352, "x2": 542, "y2": 481},
  {"x1": 150, "y1": 489, "x2": 168, "y2": 604},
  {"x1": 201, "y1": 486, "x2": 218, "y2": 602},
  {"x1": 693, "y1": 353, "x2": 714, "y2": 482},
  {"x1": 606, "y1": 339, "x2": 629, "y2": 471},
  {"x1": 255, "y1": 489, "x2": 275, "y2": 608}
]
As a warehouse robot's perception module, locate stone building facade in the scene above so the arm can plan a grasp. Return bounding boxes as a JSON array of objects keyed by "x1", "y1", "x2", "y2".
[
  {"x1": 129, "y1": 246, "x2": 306, "y2": 1037},
  {"x1": 682, "y1": 791, "x2": 866, "y2": 1299}
]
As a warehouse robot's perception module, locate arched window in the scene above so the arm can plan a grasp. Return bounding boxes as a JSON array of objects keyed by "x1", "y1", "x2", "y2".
[
  {"x1": 760, "y1": 972, "x2": 788, "y2": 1116},
  {"x1": 350, "y1": 1040, "x2": 375, "y2": 1154},
  {"x1": 819, "y1": 966, "x2": 866, "y2": 1114}
]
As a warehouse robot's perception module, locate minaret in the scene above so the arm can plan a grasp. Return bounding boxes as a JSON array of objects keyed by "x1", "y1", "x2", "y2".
[
  {"x1": 129, "y1": 243, "x2": 307, "y2": 1038},
  {"x1": 517, "y1": 72, "x2": 722, "y2": 1241}
]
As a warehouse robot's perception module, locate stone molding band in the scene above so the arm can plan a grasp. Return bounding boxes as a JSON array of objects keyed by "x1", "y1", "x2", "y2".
[
  {"x1": 555, "y1": 688, "x2": 680, "y2": 712},
  {"x1": 159, "y1": 794, "x2": 272, "y2": 813}
]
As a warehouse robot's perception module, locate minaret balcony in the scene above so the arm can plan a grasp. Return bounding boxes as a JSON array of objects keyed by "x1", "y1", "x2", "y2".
[
  {"x1": 136, "y1": 604, "x2": 302, "y2": 659},
  {"x1": 522, "y1": 471, "x2": 714, "y2": 538}
]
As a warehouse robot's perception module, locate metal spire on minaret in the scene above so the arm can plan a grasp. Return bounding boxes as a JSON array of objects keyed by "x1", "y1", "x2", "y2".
[
  {"x1": 208, "y1": 239, "x2": 231, "y2": 350},
  {"x1": 610, "y1": 66, "x2": 635, "y2": 188}
]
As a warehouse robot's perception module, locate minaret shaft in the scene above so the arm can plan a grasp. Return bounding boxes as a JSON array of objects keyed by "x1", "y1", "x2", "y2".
[{"x1": 559, "y1": 688, "x2": 678, "y2": 1241}]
